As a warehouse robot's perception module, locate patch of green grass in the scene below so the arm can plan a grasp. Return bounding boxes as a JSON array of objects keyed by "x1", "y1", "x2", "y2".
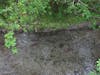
[{"x1": 39, "y1": 15, "x2": 86, "y2": 30}]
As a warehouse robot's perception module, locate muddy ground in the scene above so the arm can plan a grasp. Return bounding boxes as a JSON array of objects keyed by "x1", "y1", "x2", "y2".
[{"x1": 0, "y1": 29, "x2": 100, "y2": 75}]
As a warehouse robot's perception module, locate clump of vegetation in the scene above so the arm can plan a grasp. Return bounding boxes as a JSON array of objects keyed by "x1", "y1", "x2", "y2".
[
  {"x1": 4, "y1": 31, "x2": 17, "y2": 54},
  {"x1": 89, "y1": 59, "x2": 100, "y2": 75},
  {"x1": 0, "y1": 0, "x2": 100, "y2": 53},
  {"x1": 96, "y1": 59, "x2": 100, "y2": 72}
]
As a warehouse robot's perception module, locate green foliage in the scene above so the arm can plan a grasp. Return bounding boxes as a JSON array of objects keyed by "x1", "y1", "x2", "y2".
[
  {"x1": 89, "y1": 59, "x2": 100, "y2": 75},
  {"x1": 4, "y1": 31, "x2": 18, "y2": 54},
  {"x1": 0, "y1": 0, "x2": 100, "y2": 30},
  {"x1": 90, "y1": 20, "x2": 100, "y2": 30},
  {"x1": 96, "y1": 59, "x2": 100, "y2": 72},
  {"x1": 67, "y1": 1, "x2": 91, "y2": 20},
  {"x1": 90, "y1": 20, "x2": 97, "y2": 30},
  {"x1": 89, "y1": 71, "x2": 97, "y2": 75}
]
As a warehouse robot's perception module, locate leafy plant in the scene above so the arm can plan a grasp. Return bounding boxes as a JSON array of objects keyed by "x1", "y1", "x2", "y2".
[
  {"x1": 67, "y1": 1, "x2": 92, "y2": 20},
  {"x1": 96, "y1": 59, "x2": 100, "y2": 72},
  {"x1": 4, "y1": 31, "x2": 17, "y2": 54},
  {"x1": 89, "y1": 59, "x2": 100, "y2": 75}
]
